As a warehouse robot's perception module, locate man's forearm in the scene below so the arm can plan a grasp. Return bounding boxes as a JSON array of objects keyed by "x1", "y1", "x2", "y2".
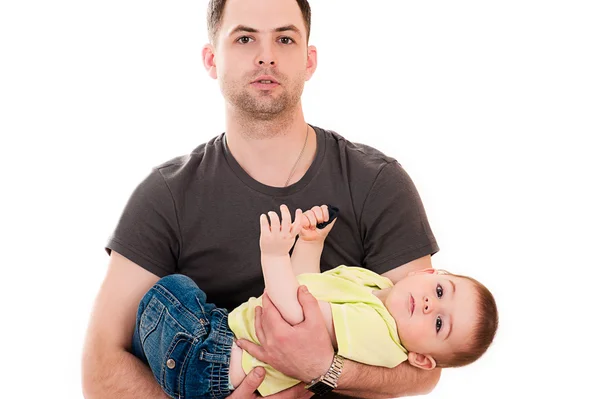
[
  {"x1": 82, "y1": 348, "x2": 169, "y2": 399},
  {"x1": 334, "y1": 359, "x2": 441, "y2": 398}
]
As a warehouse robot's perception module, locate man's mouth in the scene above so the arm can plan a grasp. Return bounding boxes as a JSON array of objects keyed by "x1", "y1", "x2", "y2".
[{"x1": 252, "y1": 75, "x2": 279, "y2": 85}]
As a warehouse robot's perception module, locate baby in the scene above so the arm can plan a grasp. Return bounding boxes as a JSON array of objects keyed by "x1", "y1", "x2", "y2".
[{"x1": 131, "y1": 204, "x2": 498, "y2": 398}]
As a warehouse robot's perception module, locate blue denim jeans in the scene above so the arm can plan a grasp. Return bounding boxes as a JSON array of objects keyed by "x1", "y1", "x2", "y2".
[{"x1": 132, "y1": 274, "x2": 235, "y2": 399}]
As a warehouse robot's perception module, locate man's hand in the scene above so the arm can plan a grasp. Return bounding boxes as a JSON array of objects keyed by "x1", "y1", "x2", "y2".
[
  {"x1": 226, "y1": 367, "x2": 266, "y2": 399},
  {"x1": 226, "y1": 367, "x2": 313, "y2": 399},
  {"x1": 236, "y1": 287, "x2": 334, "y2": 383}
]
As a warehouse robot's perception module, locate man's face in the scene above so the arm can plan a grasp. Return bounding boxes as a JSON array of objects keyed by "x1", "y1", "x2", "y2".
[
  {"x1": 385, "y1": 271, "x2": 479, "y2": 365},
  {"x1": 207, "y1": 0, "x2": 316, "y2": 119}
]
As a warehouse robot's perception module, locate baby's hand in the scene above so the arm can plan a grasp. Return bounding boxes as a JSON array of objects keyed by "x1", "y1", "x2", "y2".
[
  {"x1": 259, "y1": 204, "x2": 303, "y2": 256},
  {"x1": 299, "y1": 205, "x2": 337, "y2": 243}
]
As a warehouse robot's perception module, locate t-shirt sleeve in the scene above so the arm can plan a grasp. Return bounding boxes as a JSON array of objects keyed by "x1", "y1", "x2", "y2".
[
  {"x1": 105, "y1": 168, "x2": 180, "y2": 277},
  {"x1": 360, "y1": 162, "x2": 439, "y2": 274}
]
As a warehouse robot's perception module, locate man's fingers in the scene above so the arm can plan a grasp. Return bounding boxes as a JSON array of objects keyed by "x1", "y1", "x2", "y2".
[
  {"x1": 297, "y1": 286, "x2": 322, "y2": 325},
  {"x1": 228, "y1": 367, "x2": 265, "y2": 399},
  {"x1": 262, "y1": 291, "x2": 295, "y2": 329},
  {"x1": 235, "y1": 339, "x2": 267, "y2": 363},
  {"x1": 254, "y1": 305, "x2": 266, "y2": 344},
  {"x1": 262, "y1": 291, "x2": 273, "y2": 310}
]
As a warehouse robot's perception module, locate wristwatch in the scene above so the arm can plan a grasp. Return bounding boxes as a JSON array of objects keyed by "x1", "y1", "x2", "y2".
[{"x1": 305, "y1": 353, "x2": 345, "y2": 396}]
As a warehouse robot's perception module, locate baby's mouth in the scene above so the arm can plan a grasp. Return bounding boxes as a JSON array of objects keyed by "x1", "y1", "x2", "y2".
[{"x1": 409, "y1": 294, "x2": 415, "y2": 316}]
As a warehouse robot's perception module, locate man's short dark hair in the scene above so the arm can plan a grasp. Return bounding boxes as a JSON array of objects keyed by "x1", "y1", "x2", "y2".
[{"x1": 207, "y1": 0, "x2": 311, "y2": 44}]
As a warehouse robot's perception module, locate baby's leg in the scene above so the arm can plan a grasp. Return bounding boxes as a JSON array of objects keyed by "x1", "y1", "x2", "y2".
[
  {"x1": 132, "y1": 274, "x2": 236, "y2": 399},
  {"x1": 229, "y1": 341, "x2": 247, "y2": 388}
]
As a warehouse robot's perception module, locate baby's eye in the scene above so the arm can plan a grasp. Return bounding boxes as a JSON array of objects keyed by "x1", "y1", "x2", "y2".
[
  {"x1": 436, "y1": 284, "x2": 444, "y2": 299},
  {"x1": 436, "y1": 316, "x2": 443, "y2": 333}
]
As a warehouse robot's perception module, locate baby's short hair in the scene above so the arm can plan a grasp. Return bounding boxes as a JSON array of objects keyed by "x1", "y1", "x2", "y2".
[{"x1": 436, "y1": 273, "x2": 498, "y2": 368}]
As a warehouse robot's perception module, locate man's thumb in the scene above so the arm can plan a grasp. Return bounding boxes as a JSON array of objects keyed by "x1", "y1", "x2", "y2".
[
  {"x1": 234, "y1": 367, "x2": 265, "y2": 397},
  {"x1": 298, "y1": 285, "x2": 318, "y2": 306}
]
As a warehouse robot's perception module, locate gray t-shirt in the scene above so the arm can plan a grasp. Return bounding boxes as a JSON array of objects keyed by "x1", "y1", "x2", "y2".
[{"x1": 106, "y1": 125, "x2": 438, "y2": 311}]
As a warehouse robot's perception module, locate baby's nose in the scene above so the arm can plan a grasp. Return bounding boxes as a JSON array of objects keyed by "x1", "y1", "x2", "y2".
[{"x1": 423, "y1": 296, "x2": 433, "y2": 314}]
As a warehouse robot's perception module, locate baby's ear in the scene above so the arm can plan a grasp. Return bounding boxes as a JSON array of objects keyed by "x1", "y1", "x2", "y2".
[
  {"x1": 407, "y1": 352, "x2": 437, "y2": 370},
  {"x1": 408, "y1": 268, "x2": 437, "y2": 277}
]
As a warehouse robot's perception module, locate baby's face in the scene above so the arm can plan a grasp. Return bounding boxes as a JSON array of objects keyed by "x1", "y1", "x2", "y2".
[{"x1": 384, "y1": 270, "x2": 479, "y2": 360}]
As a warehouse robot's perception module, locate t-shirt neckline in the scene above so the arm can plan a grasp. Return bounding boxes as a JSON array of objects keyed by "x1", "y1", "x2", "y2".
[{"x1": 221, "y1": 124, "x2": 326, "y2": 196}]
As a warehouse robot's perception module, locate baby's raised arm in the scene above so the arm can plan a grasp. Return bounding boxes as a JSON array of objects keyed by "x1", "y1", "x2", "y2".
[
  {"x1": 259, "y1": 204, "x2": 338, "y2": 325},
  {"x1": 259, "y1": 204, "x2": 304, "y2": 325},
  {"x1": 290, "y1": 205, "x2": 337, "y2": 275}
]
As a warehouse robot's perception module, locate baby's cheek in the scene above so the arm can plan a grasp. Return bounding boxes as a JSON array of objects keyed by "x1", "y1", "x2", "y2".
[{"x1": 399, "y1": 321, "x2": 429, "y2": 351}]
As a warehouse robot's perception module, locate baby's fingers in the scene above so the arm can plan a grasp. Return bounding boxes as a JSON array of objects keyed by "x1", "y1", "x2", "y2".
[
  {"x1": 291, "y1": 208, "x2": 304, "y2": 235},
  {"x1": 303, "y1": 209, "x2": 317, "y2": 229},
  {"x1": 268, "y1": 211, "x2": 281, "y2": 232},
  {"x1": 280, "y1": 204, "x2": 292, "y2": 232},
  {"x1": 259, "y1": 214, "x2": 271, "y2": 233},
  {"x1": 320, "y1": 205, "x2": 330, "y2": 222}
]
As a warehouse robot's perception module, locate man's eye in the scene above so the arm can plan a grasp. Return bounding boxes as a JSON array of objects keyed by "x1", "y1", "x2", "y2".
[
  {"x1": 436, "y1": 316, "x2": 443, "y2": 333},
  {"x1": 436, "y1": 284, "x2": 444, "y2": 299},
  {"x1": 279, "y1": 37, "x2": 294, "y2": 45},
  {"x1": 237, "y1": 36, "x2": 253, "y2": 44}
]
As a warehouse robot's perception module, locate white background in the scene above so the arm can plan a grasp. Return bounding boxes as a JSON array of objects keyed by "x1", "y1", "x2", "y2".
[{"x1": 1, "y1": 1, "x2": 599, "y2": 398}]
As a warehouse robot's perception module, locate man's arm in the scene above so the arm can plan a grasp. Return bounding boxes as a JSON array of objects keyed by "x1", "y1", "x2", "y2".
[
  {"x1": 82, "y1": 251, "x2": 315, "y2": 399},
  {"x1": 81, "y1": 251, "x2": 168, "y2": 399},
  {"x1": 236, "y1": 256, "x2": 442, "y2": 398},
  {"x1": 335, "y1": 361, "x2": 440, "y2": 399}
]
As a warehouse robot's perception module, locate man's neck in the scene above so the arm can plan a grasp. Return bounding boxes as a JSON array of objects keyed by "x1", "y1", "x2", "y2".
[{"x1": 224, "y1": 105, "x2": 317, "y2": 187}]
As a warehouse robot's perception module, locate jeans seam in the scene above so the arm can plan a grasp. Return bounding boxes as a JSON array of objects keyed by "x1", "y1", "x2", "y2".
[
  {"x1": 152, "y1": 284, "x2": 204, "y2": 329},
  {"x1": 179, "y1": 336, "x2": 194, "y2": 399}
]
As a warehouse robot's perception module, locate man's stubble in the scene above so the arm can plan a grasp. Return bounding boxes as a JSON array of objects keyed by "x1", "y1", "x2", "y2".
[{"x1": 220, "y1": 70, "x2": 306, "y2": 137}]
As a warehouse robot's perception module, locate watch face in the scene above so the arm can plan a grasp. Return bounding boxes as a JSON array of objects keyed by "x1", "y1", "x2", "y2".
[{"x1": 308, "y1": 381, "x2": 334, "y2": 395}]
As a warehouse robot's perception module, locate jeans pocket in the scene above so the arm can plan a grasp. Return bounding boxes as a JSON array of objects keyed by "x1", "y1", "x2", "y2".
[
  {"x1": 140, "y1": 300, "x2": 195, "y2": 398},
  {"x1": 162, "y1": 332, "x2": 194, "y2": 398},
  {"x1": 139, "y1": 296, "x2": 165, "y2": 344}
]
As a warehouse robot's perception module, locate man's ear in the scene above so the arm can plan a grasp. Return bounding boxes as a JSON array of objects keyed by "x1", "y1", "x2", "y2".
[
  {"x1": 202, "y1": 44, "x2": 218, "y2": 80},
  {"x1": 305, "y1": 45, "x2": 318, "y2": 81},
  {"x1": 408, "y1": 352, "x2": 437, "y2": 370}
]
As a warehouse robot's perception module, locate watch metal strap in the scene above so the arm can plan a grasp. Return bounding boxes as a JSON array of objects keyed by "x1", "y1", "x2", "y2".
[{"x1": 306, "y1": 354, "x2": 345, "y2": 395}]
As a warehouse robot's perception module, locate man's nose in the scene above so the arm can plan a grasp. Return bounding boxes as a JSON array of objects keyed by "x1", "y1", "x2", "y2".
[{"x1": 256, "y1": 43, "x2": 276, "y2": 67}]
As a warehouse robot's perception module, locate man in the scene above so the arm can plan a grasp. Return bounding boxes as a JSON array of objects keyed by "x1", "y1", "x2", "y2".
[{"x1": 81, "y1": 0, "x2": 441, "y2": 398}]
